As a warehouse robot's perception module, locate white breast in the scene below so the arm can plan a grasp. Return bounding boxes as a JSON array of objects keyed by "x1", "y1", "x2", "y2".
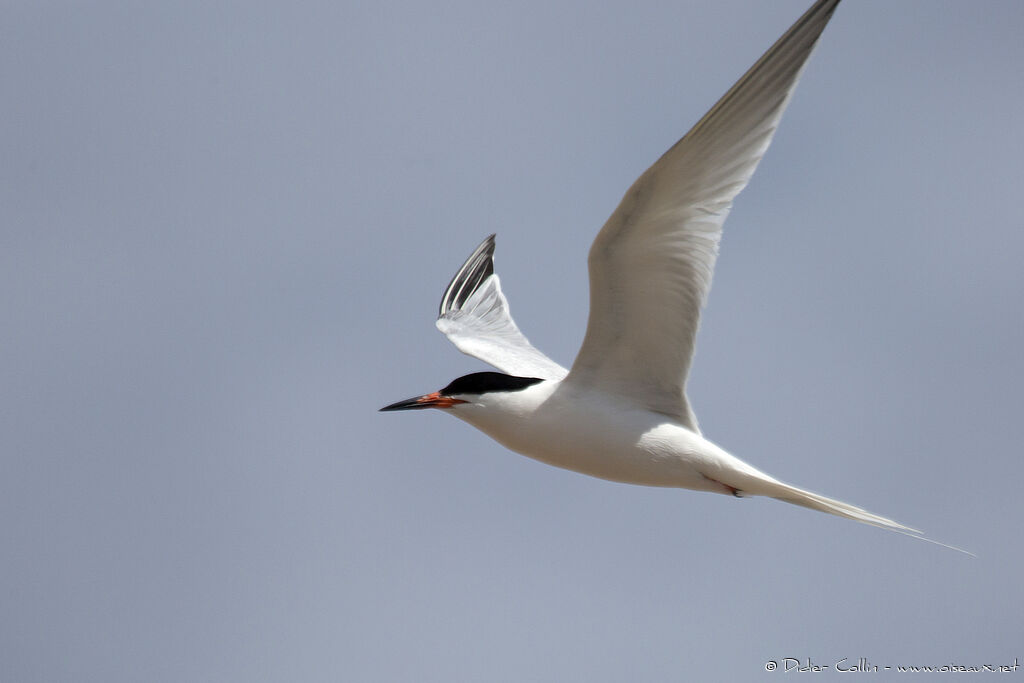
[{"x1": 449, "y1": 380, "x2": 735, "y2": 490}]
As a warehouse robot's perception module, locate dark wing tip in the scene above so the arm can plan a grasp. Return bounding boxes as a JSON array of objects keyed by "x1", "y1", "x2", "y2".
[{"x1": 438, "y1": 234, "x2": 497, "y2": 317}]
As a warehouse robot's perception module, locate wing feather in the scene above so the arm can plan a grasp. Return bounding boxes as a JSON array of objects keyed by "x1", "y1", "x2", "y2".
[
  {"x1": 436, "y1": 235, "x2": 567, "y2": 380},
  {"x1": 568, "y1": 0, "x2": 842, "y2": 432}
]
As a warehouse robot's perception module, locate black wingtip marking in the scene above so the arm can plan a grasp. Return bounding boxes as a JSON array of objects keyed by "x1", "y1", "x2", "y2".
[{"x1": 438, "y1": 234, "x2": 497, "y2": 317}]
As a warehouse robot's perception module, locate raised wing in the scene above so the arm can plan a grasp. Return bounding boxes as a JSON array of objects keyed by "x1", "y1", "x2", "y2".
[
  {"x1": 436, "y1": 235, "x2": 568, "y2": 380},
  {"x1": 568, "y1": 0, "x2": 841, "y2": 432}
]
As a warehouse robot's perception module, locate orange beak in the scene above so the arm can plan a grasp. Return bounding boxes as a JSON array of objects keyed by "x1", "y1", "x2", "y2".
[{"x1": 379, "y1": 391, "x2": 468, "y2": 412}]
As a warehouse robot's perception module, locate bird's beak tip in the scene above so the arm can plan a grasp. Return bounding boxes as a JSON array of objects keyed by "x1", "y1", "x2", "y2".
[{"x1": 378, "y1": 396, "x2": 428, "y2": 412}]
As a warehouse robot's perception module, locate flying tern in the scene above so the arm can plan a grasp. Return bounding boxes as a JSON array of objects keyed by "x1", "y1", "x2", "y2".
[{"x1": 381, "y1": 0, "x2": 968, "y2": 553}]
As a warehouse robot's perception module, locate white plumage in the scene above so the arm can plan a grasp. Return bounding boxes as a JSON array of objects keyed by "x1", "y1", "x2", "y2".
[{"x1": 385, "y1": 0, "x2": 970, "y2": 554}]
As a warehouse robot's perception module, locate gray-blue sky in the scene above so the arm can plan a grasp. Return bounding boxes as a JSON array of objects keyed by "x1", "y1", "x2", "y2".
[{"x1": 2, "y1": 1, "x2": 1022, "y2": 681}]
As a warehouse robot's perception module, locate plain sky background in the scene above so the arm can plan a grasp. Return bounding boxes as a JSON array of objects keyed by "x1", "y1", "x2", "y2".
[{"x1": 3, "y1": 1, "x2": 1022, "y2": 680}]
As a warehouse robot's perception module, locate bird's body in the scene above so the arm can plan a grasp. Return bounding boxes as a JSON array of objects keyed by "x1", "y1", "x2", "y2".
[
  {"x1": 443, "y1": 376, "x2": 915, "y2": 531},
  {"x1": 454, "y1": 378, "x2": 748, "y2": 493},
  {"x1": 381, "y1": 0, "x2": 969, "y2": 553}
]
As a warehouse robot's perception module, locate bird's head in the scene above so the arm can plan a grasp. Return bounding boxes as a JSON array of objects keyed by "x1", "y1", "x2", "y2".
[{"x1": 379, "y1": 371, "x2": 544, "y2": 414}]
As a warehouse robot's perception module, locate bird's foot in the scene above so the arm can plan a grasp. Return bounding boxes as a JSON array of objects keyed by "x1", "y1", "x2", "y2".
[{"x1": 702, "y1": 474, "x2": 744, "y2": 497}]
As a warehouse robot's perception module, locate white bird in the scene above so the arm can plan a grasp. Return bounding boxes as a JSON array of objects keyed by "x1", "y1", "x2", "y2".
[{"x1": 382, "y1": 0, "x2": 969, "y2": 553}]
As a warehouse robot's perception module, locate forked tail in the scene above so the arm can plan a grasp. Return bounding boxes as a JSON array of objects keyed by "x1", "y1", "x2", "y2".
[{"x1": 768, "y1": 482, "x2": 974, "y2": 556}]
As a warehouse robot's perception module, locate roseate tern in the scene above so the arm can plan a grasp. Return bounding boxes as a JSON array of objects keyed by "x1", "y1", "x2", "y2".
[{"x1": 381, "y1": 0, "x2": 970, "y2": 554}]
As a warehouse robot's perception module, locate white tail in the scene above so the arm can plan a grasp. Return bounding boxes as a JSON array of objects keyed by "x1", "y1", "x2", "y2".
[{"x1": 768, "y1": 481, "x2": 974, "y2": 556}]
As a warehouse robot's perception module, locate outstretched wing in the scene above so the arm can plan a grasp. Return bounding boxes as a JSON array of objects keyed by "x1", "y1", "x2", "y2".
[
  {"x1": 568, "y1": 0, "x2": 841, "y2": 432},
  {"x1": 436, "y1": 235, "x2": 567, "y2": 380}
]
